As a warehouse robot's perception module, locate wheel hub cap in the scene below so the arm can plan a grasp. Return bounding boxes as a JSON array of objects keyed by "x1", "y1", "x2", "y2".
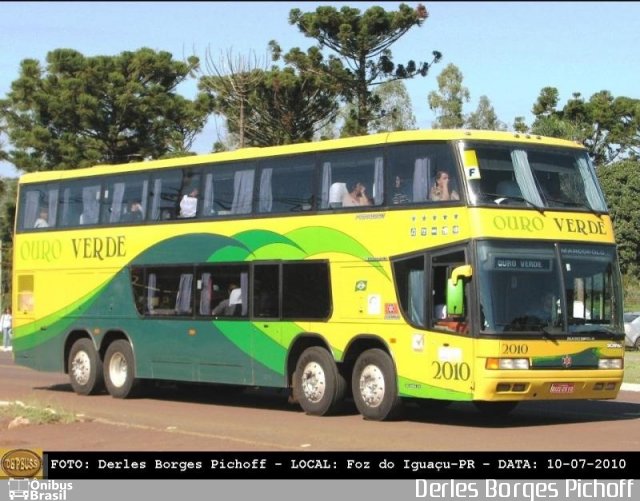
[
  {"x1": 301, "y1": 361, "x2": 326, "y2": 403},
  {"x1": 71, "y1": 351, "x2": 91, "y2": 386},
  {"x1": 359, "y1": 364, "x2": 385, "y2": 408},
  {"x1": 109, "y1": 353, "x2": 128, "y2": 388}
]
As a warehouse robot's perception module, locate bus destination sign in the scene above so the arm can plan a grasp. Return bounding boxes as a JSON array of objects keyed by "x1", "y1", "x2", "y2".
[{"x1": 494, "y1": 257, "x2": 552, "y2": 272}]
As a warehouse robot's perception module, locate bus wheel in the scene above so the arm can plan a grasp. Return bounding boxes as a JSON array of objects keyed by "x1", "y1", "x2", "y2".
[
  {"x1": 104, "y1": 340, "x2": 137, "y2": 399},
  {"x1": 293, "y1": 347, "x2": 346, "y2": 416},
  {"x1": 68, "y1": 338, "x2": 104, "y2": 395},
  {"x1": 474, "y1": 401, "x2": 519, "y2": 416},
  {"x1": 352, "y1": 349, "x2": 402, "y2": 421}
]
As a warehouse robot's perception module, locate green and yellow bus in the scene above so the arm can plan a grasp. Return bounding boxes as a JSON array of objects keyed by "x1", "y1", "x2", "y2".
[{"x1": 12, "y1": 129, "x2": 625, "y2": 420}]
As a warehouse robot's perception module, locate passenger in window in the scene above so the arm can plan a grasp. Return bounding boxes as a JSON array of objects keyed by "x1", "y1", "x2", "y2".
[
  {"x1": 429, "y1": 171, "x2": 459, "y2": 201},
  {"x1": 123, "y1": 200, "x2": 144, "y2": 222},
  {"x1": 434, "y1": 303, "x2": 447, "y2": 320},
  {"x1": 211, "y1": 283, "x2": 225, "y2": 306},
  {"x1": 391, "y1": 176, "x2": 411, "y2": 204},
  {"x1": 34, "y1": 208, "x2": 49, "y2": 228},
  {"x1": 212, "y1": 283, "x2": 242, "y2": 316},
  {"x1": 342, "y1": 182, "x2": 372, "y2": 207},
  {"x1": 179, "y1": 188, "x2": 199, "y2": 217}
]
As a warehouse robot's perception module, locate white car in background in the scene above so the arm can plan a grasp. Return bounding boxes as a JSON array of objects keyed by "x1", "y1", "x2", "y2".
[{"x1": 624, "y1": 312, "x2": 640, "y2": 350}]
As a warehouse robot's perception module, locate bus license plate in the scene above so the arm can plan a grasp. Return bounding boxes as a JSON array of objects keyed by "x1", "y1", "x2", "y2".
[{"x1": 550, "y1": 383, "x2": 575, "y2": 394}]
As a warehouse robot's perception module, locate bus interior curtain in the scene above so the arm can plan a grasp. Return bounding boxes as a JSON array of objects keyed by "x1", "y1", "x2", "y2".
[
  {"x1": 259, "y1": 168, "x2": 273, "y2": 213},
  {"x1": 151, "y1": 178, "x2": 162, "y2": 220},
  {"x1": 140, "y1": 179, "x2": 149, "y2": 218},
  {"x1": 413, "y1": 157, "x2": 431, "y2": 203},
  {"x1": 24, "y1": 190, "x2": 40, "y2": 228},
  {"x1": 511, "y1": 149, "x2": 544, "y2": 206},
  {"x1": 232, "y1": 169, "x2": 254, "y2": 214},
  {"x1": 146, "y1": 273, "x2": 157, "y2": 313},
  {"x1": 199, "y1": 273, "x2": 212, "y2": 315},
  {"x1": 577, "y1": 156, "x2": 607, "y2": 211},
  {"x1": 408, "y1": 269, "x2": 426, "y2": 326},
  {"x1": 61, "y1": 187, "x2": 71, "y2": 225},
  {"x1": 320, "y1": 162, "x2": 331, "y2": 208},
  {"x1": 240, "y1": 272, "x2": 249, "y2": 316},
  {"x1": 110, "y1": 182, "x2": 126, "y2": 223},
  {"x1": 48, "y1": 188, "x2": 59, "y2": 227},
  {"x1": 203, "y1": 173, "x2": 214, "y2": 215},
  {"x1": 82, "y1": 185, "x2": 101, "y2": 224},
  {"x1": 175, "y1": 274, "x2": 193, "y2": 314},
  {"x1": 373, "y1": 157, "x2": 384, "y2": 204}
]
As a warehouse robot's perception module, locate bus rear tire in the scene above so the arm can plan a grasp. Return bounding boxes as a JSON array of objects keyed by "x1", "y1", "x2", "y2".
[
  {"x1": 68, "y1": 338, "x2": 104, "y2": 395},
  {"x1": 104, "y1": 340, "x2": 138, "y2": 399},
  {"x1": 293, "y1": 347, "x2": 346, "y2": 416},
  {"x1": 352, "y1": 349, "x2": 402, "y2": 421}
]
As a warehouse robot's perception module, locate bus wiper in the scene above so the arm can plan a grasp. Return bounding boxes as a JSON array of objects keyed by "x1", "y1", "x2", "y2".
[
  {"x1": 478, "y1": 191, "x2": 546, "y2": 213},
  {"x1": 540, "y1": 326, "x2": 559, "y2": 345},
  {"x1": 479, "y1": 192, "x2": 544, "y2": 211},
  {"x1": 543, "y1": 196, "x2": 602, "y2": 217}
]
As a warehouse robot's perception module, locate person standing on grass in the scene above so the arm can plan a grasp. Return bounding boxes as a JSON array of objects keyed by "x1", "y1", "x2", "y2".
[{"x1": 1, "y1": 306, "x2": 12, "y2": 351}]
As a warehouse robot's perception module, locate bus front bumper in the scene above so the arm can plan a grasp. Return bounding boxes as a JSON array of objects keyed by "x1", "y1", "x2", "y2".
[{"x1": 472, "y1": 370, "x2": 624, "y2": 401}]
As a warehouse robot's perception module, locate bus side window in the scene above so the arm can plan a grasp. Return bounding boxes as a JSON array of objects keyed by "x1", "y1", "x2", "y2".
[{"x1": 22, "y1": 187, "x2": 59, "y2": 230}]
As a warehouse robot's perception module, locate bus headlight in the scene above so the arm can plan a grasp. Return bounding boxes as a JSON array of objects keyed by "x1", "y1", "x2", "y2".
[
  {"x1": 598, "y1": 358, "x2": 623, "y2": 369},
  {"x1": 486, "y1": 358, "x2": 530, "y2": 370}
]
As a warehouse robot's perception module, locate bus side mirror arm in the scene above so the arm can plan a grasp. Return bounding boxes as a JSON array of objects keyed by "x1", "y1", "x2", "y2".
[{"x1": 450, "y1": 265, "x2": 472, "y2": 284}]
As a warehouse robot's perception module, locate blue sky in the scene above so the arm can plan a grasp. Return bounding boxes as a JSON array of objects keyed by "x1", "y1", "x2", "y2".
[{"x1": 1, "y1": 1, "x2": 639, "y2": 177}]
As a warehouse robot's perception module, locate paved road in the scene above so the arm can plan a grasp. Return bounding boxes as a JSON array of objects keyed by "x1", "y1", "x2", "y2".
[{"x1": 2, "y1": 351, "x2": 639, "y2": 451}]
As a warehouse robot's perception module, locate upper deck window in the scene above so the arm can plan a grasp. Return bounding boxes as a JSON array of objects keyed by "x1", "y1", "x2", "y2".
[
  {"x1": 257, "y1": 155, "x2": 315, "y2": 214},
  {"x1": 318, "y1": 148, "x2": 384, "y2": 209},
  {"x1": 462, "y1": 142, "x2": 607, "y2": 212},
  {"x1": 387, "y1": 143, "x2": 461, "y2": 206},
  {"x1": 19, "y1": 184, "x2": 59, "y2": 230}
]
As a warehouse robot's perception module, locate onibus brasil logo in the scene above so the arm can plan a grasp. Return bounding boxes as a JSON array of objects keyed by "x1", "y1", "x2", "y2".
[{"x1": 2, "y1": 449, "x2": 73, "y2": 500}]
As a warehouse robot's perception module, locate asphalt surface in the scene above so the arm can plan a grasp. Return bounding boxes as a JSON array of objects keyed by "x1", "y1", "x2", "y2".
[{"x1": 2, "y1": 349, "x2": 640, "y2": 452}]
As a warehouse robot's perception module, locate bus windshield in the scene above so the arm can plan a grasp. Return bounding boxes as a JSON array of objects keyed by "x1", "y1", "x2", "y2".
[
  {"x1": 476, "y1": 242, "x2": 622, "y2": 336},
  {"x1": 462, "y1": 142, "x2": 608, "y2": 212}
]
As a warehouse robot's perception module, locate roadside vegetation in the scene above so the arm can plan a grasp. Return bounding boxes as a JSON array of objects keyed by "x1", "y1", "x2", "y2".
[
  {"x1": 624, "y1": 278, "x2": 640, "y2": 312},
  {"x1": 624, "y1": 351, "x2": 640, "y2": 385},
  {"x1": 0, "y1": 399, "x2": 77, "y2": 426}
]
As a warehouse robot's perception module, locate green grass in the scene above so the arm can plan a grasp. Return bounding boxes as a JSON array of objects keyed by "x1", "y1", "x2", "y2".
[
  {"x1": 623, "y1": 275, "x2": 640, "y2": 311},
  {"x1": 0, "y1": 400, "x2": 77, "y2": 425},
  {"x1": 624, "y1": 350, "x2": 640, "y2": 385}
]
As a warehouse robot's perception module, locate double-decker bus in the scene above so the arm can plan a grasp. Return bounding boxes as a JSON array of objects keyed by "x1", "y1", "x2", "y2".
[{"x1": 12, "y1": 130, "x2": 625, "y2": 420}]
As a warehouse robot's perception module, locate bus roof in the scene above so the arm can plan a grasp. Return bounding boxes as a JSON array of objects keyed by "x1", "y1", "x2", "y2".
[{"x1": 18, "y1": 129, "x2": 586, "y2": 184}]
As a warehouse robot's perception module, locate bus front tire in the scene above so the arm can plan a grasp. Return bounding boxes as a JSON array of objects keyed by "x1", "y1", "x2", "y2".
[
  {"x1": 293, "y1": 347, "x2": 346, "y2": 416},
  {"x1": 352, "y1": 349, "x2": 402, "y2": 421},
  {"x1": 68, "y1": 338, "x2": 104, "y2": 395},
  {"x1": 104, "y1": 340, "x2": 137, "y2": 399}
]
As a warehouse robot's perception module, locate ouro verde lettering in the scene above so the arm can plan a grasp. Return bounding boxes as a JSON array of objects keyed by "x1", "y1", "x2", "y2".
[
  {"x1": 71, "y1": 236, "x2": 126, "y2": 260},
  {"x1": 20, "y1": 240, "x2": 62, "y2": 262},
  {"x1": 493, "y1": 215, "x2": 544, "y2": 232},
  {"x1": 553, "y1": 217, "x2": 606, "y2": 236}
]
